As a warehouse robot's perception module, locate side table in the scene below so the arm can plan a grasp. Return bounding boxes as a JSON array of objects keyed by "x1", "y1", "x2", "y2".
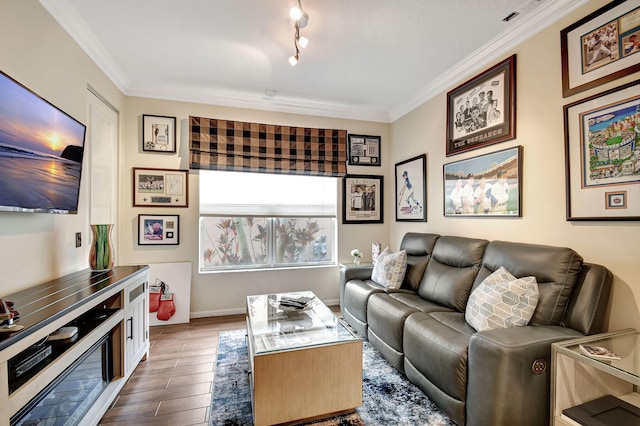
[{"x1": 551, "y1": 328, "x2": 640, "y2": 425}]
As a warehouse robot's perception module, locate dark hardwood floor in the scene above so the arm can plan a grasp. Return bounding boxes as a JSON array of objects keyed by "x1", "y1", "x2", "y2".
[{"x1": 99, "y1": 314, "x2": 246, "y2": 425}]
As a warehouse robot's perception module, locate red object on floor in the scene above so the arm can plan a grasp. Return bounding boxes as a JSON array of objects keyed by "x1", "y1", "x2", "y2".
[{"x1": 157, "y1": 293, "x2": 175, "y2": 321}]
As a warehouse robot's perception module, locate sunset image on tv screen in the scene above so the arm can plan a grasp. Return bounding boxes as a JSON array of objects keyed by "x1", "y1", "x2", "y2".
[{"x1": 0, "y1": 71, "x2": 86, "y2": 213}]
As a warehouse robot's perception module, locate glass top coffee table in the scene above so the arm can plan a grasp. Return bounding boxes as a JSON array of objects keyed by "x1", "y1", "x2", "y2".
[{"x1": 246, "y1": 291, "x2": 362, "y2": 426}]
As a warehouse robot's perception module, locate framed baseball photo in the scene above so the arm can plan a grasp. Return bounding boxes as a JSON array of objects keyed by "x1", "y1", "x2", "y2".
[
  {"x1": 395, "y1": 154, "x2": 426, "y2": 222},
  {"x1": 443, "y1": 146, "x2": 522, "y2": 217},
  {"x1": 138, "y1": 214, "x2": 180, "y2": 245},
  {"x1": 342, "y1": 175, "x2": 384, "y2": 224},
  {"x1": 133, "y1": 167, "x2": 189, "y2": 207},
  {"x1": 561, "y1": 0, "x2": 640, "y2": 97},
  {"x1": 446, "y1": 55, "x2": 516, "y2": 156}
]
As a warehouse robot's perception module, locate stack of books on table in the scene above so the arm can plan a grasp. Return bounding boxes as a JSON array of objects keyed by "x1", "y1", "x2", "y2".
[{"x1": 278, "y1": 295, "x2": 315, "y2": 311}]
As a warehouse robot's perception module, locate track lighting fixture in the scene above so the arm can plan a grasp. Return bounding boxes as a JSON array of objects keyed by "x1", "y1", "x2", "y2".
[{"x1": 288, "y1": 0, "x2": 309, "y2": 66}]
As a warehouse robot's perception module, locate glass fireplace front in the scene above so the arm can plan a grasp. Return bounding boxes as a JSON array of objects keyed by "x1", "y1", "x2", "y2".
[{"x1": 11, "y1": 332, "x2": 114, "y2": 426}]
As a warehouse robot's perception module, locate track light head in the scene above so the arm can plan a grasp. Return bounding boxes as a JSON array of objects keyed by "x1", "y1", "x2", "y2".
[{"x1": 288, "y1": 0, "x2": 309, "y2": 66}]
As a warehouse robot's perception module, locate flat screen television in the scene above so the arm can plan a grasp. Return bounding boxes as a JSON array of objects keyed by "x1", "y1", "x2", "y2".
[{"x1": 0, "y1": 70, "x2": 86, "y2": 214}]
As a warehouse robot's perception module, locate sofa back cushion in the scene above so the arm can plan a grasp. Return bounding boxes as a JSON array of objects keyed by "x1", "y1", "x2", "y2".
[
  {"x1": 473, "y1": 240, "x2": 583, "y2": 326},
  {"x1": 400, "y1": 233, "x2": 440, "y2": 290},
  {"x1": 418, "y1": 236, "x2": 488, "y2": 312}
]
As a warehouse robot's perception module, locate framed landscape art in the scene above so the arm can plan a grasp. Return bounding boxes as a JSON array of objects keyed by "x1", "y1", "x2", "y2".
[
  {"x1": 563, "y1": 79, "x2": 640, "y2": 220},
  {"x1": 342, "y1": 174, "x2": 383, "y2": 224},
  {"x1": 395, "y1": 154, "x2": 426, "y2": 222},
  {"x1": 446, "y1": 55, "x2": 516, "y2": 156},
  {"x1": 443, "y1": 146, "x2": 522, "y2": 217},
  {"x1": 561, "y1": 0, "x2": 640, "y2": 98}
]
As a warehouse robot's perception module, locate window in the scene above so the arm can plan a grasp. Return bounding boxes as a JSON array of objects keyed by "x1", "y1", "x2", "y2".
[{"x1": 199, "y1": 171, "x2": 337, "y2": 272}]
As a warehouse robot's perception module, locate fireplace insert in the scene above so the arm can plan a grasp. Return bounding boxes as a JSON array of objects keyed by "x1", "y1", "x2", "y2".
[{"x1": 11, "y1": 332, "x2": 114, "y2": 425}]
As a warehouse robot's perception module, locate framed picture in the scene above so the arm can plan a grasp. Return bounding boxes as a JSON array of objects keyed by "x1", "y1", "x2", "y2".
[
  {"x1": 342, "y1": 175, "x2": 383, "y2": 224},
  {"x1": 133, "y1": 167, "x2": 189, "y2": 207},
  {"x1": 561, "y1": 0, "x2": 640, "y2": 98},
  {"x1": 443, "y1": 146, "x2": 522, "y2": 217},
  {"x1": 446, "y1": 54, "x2": 516, "y2": 156},
  {"x1": 395, "y1": 154, "x2": 426, "y2": 222},
  {"x1": 138, "y1": 214, "x2": 179, "y2": 245},
  {"x1": 563, "y1": 79, "x2": 640, "y2": 220},
  {"x1": 348, "y1": 134, "x2": 381, "y2": 166},
  {"x1": 142, "y1": 114, "x2": 176, "y2": 153}
]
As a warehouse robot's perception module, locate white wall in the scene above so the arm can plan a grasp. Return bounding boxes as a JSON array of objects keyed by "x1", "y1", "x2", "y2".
[
  {"x1": 120, "y1": 97, "x2": 389, "y2": 315},
  {"x1": 0, "y1": 1, "x2": 124, "y2": 291},
  {"x1": 390, "y1": 0, "x2": 640, "y2": 332}
]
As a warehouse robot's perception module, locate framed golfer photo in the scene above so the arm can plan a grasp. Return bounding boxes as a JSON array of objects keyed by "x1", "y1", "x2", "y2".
[{"x1": 395, "y1": 154, "x2": 426, "y2": 222}]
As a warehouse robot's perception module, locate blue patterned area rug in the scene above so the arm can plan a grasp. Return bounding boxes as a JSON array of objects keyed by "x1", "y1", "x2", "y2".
[{"x1": 209, "y1": 329, "x2": 454, "y2": 426}]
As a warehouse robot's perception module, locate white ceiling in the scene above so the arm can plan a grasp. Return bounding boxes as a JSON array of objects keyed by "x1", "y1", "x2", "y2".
[{"x1": 40, "y1": 0, "x2": 587, "y2": 122}]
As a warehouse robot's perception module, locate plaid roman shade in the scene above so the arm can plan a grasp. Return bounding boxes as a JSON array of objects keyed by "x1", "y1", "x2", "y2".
[{"x1": 189, "y1": 116, "x2": 347, "y2": 177}]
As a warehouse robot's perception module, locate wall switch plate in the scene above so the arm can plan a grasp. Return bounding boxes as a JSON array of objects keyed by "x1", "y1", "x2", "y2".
[{"x1": 75, "y1": 232, "x2": 81, "y2": 248}]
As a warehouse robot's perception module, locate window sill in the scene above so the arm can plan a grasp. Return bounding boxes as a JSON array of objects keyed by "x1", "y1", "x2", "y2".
[{"x1": 198, "y1": 262, "x2": 338, "y2": 275}]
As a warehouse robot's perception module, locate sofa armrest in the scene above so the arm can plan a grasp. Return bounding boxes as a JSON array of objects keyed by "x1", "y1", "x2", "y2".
[
  {"x1": 339, "y1": 265, "x2": 374, "y2": 316},
  {"x1": 466, "y1": 325, "x2": 582, "y2": 426}
]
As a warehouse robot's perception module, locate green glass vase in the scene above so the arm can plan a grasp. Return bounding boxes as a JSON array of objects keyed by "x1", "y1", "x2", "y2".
[{"x1": 89, "y1": 224, "x2": 114, "y2": 271}]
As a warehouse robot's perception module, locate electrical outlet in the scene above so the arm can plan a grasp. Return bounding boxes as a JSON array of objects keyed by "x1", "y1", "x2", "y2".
[{"x1": 75, "y1": 232, "x2": 82, "y2": 248}]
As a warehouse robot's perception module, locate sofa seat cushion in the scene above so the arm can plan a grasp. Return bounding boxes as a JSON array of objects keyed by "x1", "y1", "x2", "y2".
[
  {"x1": 404, "y1": 311, "x2": 474, "y2": 402},
  {"x1": 465, "y1": 266, "x2": 539, "y2": 332},
  {"x1": 367, "y1": 293, "x2": 420, "y2": 354},
  {"x1": 343, "y1": 279, "x2": 386, "y2": 325},
  {"x1": 389, "y1": 292, "x2": 456, "y2": 314}
]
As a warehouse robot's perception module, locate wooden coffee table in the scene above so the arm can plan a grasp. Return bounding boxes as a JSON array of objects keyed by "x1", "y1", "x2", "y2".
[{"x1": 245, "y1": 291, "x2": 362, "y2": 426}]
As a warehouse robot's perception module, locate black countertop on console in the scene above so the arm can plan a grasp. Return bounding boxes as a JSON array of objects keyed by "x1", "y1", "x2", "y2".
[{"x1": 0, "y1": 265, "x2": 148, "y2": 351}]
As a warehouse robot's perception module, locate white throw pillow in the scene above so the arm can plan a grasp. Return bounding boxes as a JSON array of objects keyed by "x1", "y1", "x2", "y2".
[
  {"x1": 371, "y1": 247, "x2": 407, "y2": 289},
  {"x1": 465, "y1": 266, "x2": 539, "y2": 332}
]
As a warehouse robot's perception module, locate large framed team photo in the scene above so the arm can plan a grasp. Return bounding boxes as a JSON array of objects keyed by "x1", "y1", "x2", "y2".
[
  {"x1": 446, "y1": 55, "x2": 516, "y2": 156},
  {"x1": 443, "y1": 146, "x2": 522, "y2": 218}
]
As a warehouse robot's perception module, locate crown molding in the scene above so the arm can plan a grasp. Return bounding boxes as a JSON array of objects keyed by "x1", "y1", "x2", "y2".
[
  {"x1": 40, "y1": 0, "x2": 588, "y2": 124},
  {"x1": 39, "y1": 0, "x2": 131, "y2": 92},
  {"x1": 127, "y1": 85, "x2": 392, "y2": 122},
  {"x1": 387, "y1": 0, "x2": 590, "y2": 122}
]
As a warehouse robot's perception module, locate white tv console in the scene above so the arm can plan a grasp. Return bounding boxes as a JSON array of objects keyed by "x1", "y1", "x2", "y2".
[{"x1": 0, "y1": 266, "x2": 149, "y2": 426}]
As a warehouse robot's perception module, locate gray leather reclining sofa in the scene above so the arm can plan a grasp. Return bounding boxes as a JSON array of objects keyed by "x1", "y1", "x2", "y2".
[{"x1": 339, "y1": 232, "x2": 612, "y2": 426}]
